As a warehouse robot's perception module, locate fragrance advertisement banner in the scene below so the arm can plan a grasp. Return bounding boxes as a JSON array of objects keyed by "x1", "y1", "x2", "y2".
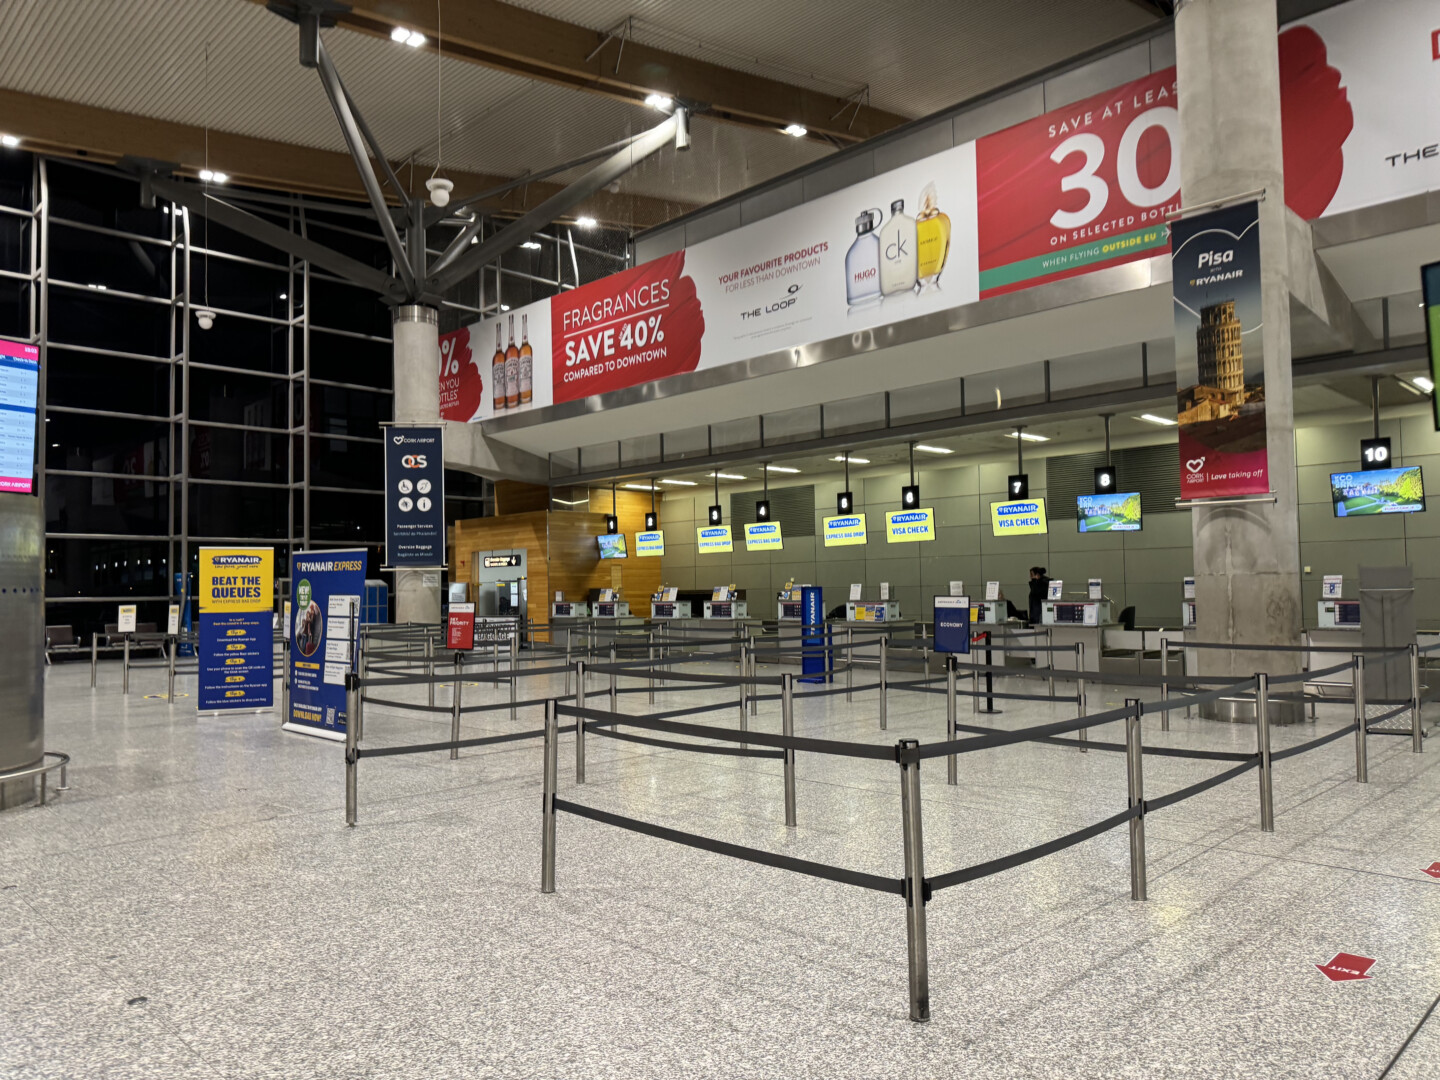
[
  {"x1": 286, "y1": 549, "x2": 366, "y2": 741},
  {"x1": 197, "y1": 547, "x2": 273, "y2": 713},
  {"x1": 1172, "y1": 200, "x2": 1268, "y2": 500}
]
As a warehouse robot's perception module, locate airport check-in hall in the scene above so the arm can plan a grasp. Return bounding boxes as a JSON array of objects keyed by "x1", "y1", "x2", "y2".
[{"x1": 4, "y1": 0, "x2": 1440, "y2": 1076}]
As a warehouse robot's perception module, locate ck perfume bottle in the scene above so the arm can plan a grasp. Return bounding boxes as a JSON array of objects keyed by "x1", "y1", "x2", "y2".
[
  {"x1": 504, "y1": 314, "x2": 519, "y2": 409},
  {"x1": 879, "y1": 198, "x2": 918, "y2": 296},
  {"x1": 845, "y1": 208, "x2": 883, "y2": 306},
  {"x1": 915, "y1": 182, "x2": 951, "y2": 287},
  {"x1": 519, "y1": 314, "x2": 533, "y2": 406},
  {"x1": 491, "y1": 323, "x2": 506, "y2": 412}
]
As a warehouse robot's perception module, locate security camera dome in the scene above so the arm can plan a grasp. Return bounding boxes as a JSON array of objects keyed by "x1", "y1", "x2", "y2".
[
  {"x1": 195, "y1": 309, "x2": 217, "y2": 330},
  {"x1": 426, "y1": 177, "x2": 453, "y2": 208}
]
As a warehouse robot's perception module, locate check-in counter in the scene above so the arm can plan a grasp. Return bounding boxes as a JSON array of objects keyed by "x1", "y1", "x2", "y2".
[
  {"x1": 1041, "y1": 601, "x2": 1116, "y2": 674},
  {"x1": 846, "y1": 601, "x2": 900, "y2": 623},
  {"x1": 703, "y1": 600, "x2": 748, "y2": 620},
  {"x1": 650, "y1": 600, "x2": 693, "y2": 619}
]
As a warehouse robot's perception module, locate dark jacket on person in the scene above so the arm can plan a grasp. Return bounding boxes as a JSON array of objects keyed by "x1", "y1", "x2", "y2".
[{"x1": 1027, "y1": 576, "x2": 1049, "y2": 624}]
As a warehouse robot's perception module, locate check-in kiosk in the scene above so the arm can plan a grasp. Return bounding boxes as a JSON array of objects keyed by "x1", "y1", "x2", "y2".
[
  {"x1": 778, "y1": 588, "x2": 804, "y2": 622},
  {"x1": 594, "y1": 594, "x2": 630, "y2": 619},
  {"x1": 1041, "y1": 600, "x2": 1114, "y2": 626},
  {"x1": 651, "y1": 587, "x2": 692, "y2": 619},
  {"x1": 846, "y1": 601, "x2": 900, "y2": 623},
  {"x1": 1039, "y1": 598, "x2": 1116, "y2": 674},
  {"x1": 972, "y1": 600, "x2": 1008, "y2": 625},
  {"x1": 551, "y1": 599, "x2": 589, "y2": 619},
  {"x1": 1308, "y1": 598, "x2": 1362, "y2": 698},
  {"x1": 1317, "y1": 599, "x2": 1361, "y2": 628},
  {"x1": 702, "y1": 586, "x2": 747, "y2": 621}
]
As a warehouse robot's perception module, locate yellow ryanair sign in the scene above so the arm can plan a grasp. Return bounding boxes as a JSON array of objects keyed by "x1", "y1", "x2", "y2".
[
  {"x1": 885, "y1": 508, "x2": 936, "y2": 543},
  {"x1": 990, "y1": 499, "x2": 1048, "y2": 536},
  {"x1": 696, "y1": 525, "x2": 733, "y2": 554},
  {"x1": 198, "y1": 547, "x2": 274, "y2": 614},
  {"x1": 823, "y1": 514, "x2": 867, "y2": 547}
]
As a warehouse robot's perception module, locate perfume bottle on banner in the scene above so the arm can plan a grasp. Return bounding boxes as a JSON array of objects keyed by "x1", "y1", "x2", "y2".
[
  {"x1": 519, "y1": 313, "x2": 533, "y2": 406},
  {"x1": 915, "y1": 181, "x2": 951, "y2": 288},
  {"x1": 845, "y1": 208, "x2": 883, "y2": 306},
  {"x1": 491, "y1": 323, "x2": 506, "y2": 413},
  {"x1": 879, "y1": 198, "x2": 918, "y2": 296},
  {"x1": 504, "y1": 313, "x2": 519, "y2": 409}
]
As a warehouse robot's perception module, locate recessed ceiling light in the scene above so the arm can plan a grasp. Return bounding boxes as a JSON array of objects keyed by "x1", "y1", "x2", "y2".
[
  {"x1": 659, "y1": 478, "x2": 697, "y2": 486},
  {"x1": 782, "y1": 123, "x2": 808, "y2": 137},
  {"x1": 279, "y1": 292, "x2": 287, "y2": 301},
  {"x1": 1137, "y1": 413, "x2": 1178, "y2": 426},
  {"x1": 198, "y1": 168, "x2": 228, "y2": 184},
  {"x1": 0, "y1": 135, "x2": 19, "y2": 148},
  {"x1": 765, "y1": 465, "x2": 801, "y2": 473},
  {"x1": 623, "y1": 483, "x2": 658, "y2": 491},
  {"x1": 575, "y1": 216, "x2": 597, "y2": 228},
  {"x1": 520, "y1": 241, "x2": 542, "y2": 250},
  {"x1": 1413, "y1": 375, "x2": 1435, "y2": 393},
  {"x1": 913, "y1": 444, "x2": 952, "y2": 454},
  {"x1": 830, "y1": 455, "x2": 869, "y2": 464},
  {"x1": 394, "y1": 28, "x2": 425, "y2": 47},
  {"x1": 391, "y1": 26, "x2": 410, "y2": 42},
  {"x1": 644, "y1": 93, "x2": 673, "y2": 110},
  {"x1": 708, "y1": 472, "x2": 746, "y2": 480},
  {"x1": 1006, "y1": 432, "x2": 1049, "y2": 443},
  {"x1": 88, "y1": 283, "x2": 107, "y2": 290},
  {"x1": 500, "y1": 304, "x2": 510, "y2": 312}
]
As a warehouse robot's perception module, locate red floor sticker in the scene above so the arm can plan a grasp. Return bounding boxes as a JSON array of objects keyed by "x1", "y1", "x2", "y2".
[
  {"x1": 1422, "y1": 863, "x2": 1440, "y2": 879},
  {"x1": 1316, "y1": 953, "x2": 1376, "y2": 982}
]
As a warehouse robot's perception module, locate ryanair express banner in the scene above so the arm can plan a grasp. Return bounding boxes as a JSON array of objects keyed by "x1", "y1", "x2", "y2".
[
  {"x1": 197, "y1": 547, "x2": 274, "y2": 713},
  {"x1": 885, "y1": 508, "x2": 936, "y2": 544},
  {"x1": 635, "y1": 530, "x2": 665, "y2": 556},
  {"x1": 696, "y1": 525, "x2": 733, "y2": 554},
  {"x1": 285, "y1": 548, "x2": 367, "y2": 741},
  {"x1": 823, "y1": 514, "x2": 867, "y2": 547},
  {"x1": 990, "y1": 499, "x2": 1049, "y2": 536},
  {"x1": 744, "y1": 522, "x2": 783, "y2": 552}
]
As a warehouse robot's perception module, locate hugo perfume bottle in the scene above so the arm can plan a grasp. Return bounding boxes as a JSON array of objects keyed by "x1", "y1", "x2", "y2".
[
  {"x1": 915, "y1": 182, "x2": 951, "y2": 287},
  {"x1": 879, "y1": 198, "x2": 918, "y2": 296},
  {"x1": 845, "y1": 208, "x2": 883, "y2": 306}
]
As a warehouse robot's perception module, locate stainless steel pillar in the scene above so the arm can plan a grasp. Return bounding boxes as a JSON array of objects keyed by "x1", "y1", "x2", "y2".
[
  {"x1": 575, "y1": 660, "x2": 587, "y2": 783},
  {"x1": 1159, "y1": 636, "x2": 1170, "y2": 733},
  {"x1": 541, "y1": 699, "x2": 558, "y2": 894},
  {"x1": 1076, "y1": 642, "x2": 1087, "y2": 752},
  {"x1": 122, "y1": 636, "x2": 130, "y2": 695},
  {"x1": 344, "y1": 673, "x2": 358, "y2": 826},
  {"x1": 845, "y1": 626, "x2": 853, "y2": 702},
  {"x1": 1047, "y1": 628, "x2": 1055, "y2": 700},
  {"x1": 782, "y1": 672, "x2": 796, "y2": 827},
  {"x1": 945, "y1": 655, "x2": 958, "y2": 786},
  {"x1": 426, "y1": 636, "x2": 435, "y2": 708},
  {"x1": 90, "y1": 632, "x2": 98, "y2": 688},
  {"x1": 609, "y1": 642, "x2": 617, "y2": 711},
  {"x1": 1256, "y1": 673, "x2": 1274, "y2": 832},
  {"x1": 167, "y1": 639, "x2": 176, "y2": 701},
  {"x1": 648, "y1": 630, "x2": 655, "y2": 706},
  {"x1": 738, "y1": 641, "x2": 747, "y2": 722},
  {"x1": 1354, "y1": 653, "x2": 1368, "y2": 784},
  {"x1": 879, "y1": 636, "x2": 888, "y2": 731},
  {"x1": 509, "y1": 630, "x2": 518, "y2": 722},
  {"x1": 1125, "y1": 698, "x2": 1146, "y2": 901},
  {"x1": 1410, "y1": 643, "x2": 1423, "y2": 753},
  {"x1": 898, "y1": 738, "x2": 929, "y2": 1023},
  {"x1": 450, "y1": 651, "x2": 463, "y2": 760}
]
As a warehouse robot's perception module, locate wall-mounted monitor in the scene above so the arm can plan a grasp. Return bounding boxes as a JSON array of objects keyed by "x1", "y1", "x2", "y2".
[
  {"x1": 0, "y1": 337, "x2": 39, "y2": 494},
  {"x1": 1076, "y1": 492, "x2": 1142, "y2": 532},
  {"x1": 1330, "y1": 467, "x2": 1425, "y2": 516},
  {"x1": 596, "y1": 533, "x2": 629, "y2": 558}
]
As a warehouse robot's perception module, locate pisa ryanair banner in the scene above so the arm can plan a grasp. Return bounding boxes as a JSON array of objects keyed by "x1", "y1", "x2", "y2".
[
  {"x1": 1172, "y1": 201, "x2": 1267, "y2": 500},
  {"x1": 285, "y1": 548, "x2": 367, "y2": 741},
  {"x1": 197, "y1": 547, "x2": 274, "y2": 713}
]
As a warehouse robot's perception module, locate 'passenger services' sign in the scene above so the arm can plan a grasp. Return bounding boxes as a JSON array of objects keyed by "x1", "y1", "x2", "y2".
[{"x1": 885, "y1": 508, "x2": 936, "y2": 543}]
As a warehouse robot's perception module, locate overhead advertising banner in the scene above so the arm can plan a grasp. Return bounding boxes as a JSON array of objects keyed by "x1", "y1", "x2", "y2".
[
  {"x1": 823, "y1": 513, "x2": 867, "y2": 547},
  {"x1": 383, "y1": 424, "x2": 445, "y2": 568},
  {"x1": 743, "y1": 521, "x2": 783, "y2": 551},
  {"x1": 197, "y1": 547, "x2": 274, "y2": 713},
  {"x1": 635, "y1": 529, "x2": 665, "y2": 556},
  {"x1": 885, "y1": 508, "x2": 936, "y2": 543},
  {"x1": 1172, "y1": 200, "x2": 1268, "y2": 500},
  {"x1": 285, "y1": 548, "x2": 366, "y2": 741},
  {"x1": 0, "y1": 337, "x2": 39, "y2": 494},
  {"x1": 990, "y1": 499, "x2": 1049, "y2": 536},
  {"x1": 696, "y1": 525, "x2": 733, "y2": 554}
]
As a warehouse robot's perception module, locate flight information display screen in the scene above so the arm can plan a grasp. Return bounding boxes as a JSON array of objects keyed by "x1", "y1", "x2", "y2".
[{"x1": 0, "y1": 338, "x2": 39, "y2": 494}]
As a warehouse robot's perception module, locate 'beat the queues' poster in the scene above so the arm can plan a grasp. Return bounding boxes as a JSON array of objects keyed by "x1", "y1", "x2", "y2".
[
  {"x1": 197, "y1": 547, "x2": 274, "y2": 713},
  {"x1": 1171, "y1": 200, "x2": 1268, "y2": 500},
  {"x1": 285, "y1": 549, "x2": 367, "y2": 741}
]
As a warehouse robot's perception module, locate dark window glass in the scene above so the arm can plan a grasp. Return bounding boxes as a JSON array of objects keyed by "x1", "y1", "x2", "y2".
[
  {"x1": 0, "y1": 278, "x2": 29, "y2": 339},
  {"x1": 48, "y1": 222, "x2": 171, "y2": 297},
  {"x1": 47, "y1": 161, "x2": 168, "y2": 240},
  {"x1": 188, "y1": 482, "x2": 289, "y2": 540},
  {"x1": 190, "y1": 252, "x2": 291, "y2": 318},
  {"x1": 0, "y1": 151, "x2": 33, "y2": 209},
  {"x1": 187, "y1": 366, "x2": 287, "y2": 427},
  {"x1": 45, "y1": 538, "x2": 172, "y2": 600},
  {"x1": 309, "y1": 488, "x2": 382, "y2": 542},
  {"x1": 48, "y1": 288, "x2": 172, "y2": 357},
  {"x1": 308, "y1": 327, "x2": 390, "y2": 387},
  {"x1": 190, "y1": 311, "x2": 288, "y2": 375},
  {"x1": 46, "y1": 474, "x2": 169, "y2": 536},
  {"x1": 0, "y1": 213, "x2": 30, "y2": 273},
  {"x1": 45, "y1": 414, "x2": 170, "y2": 474},
  {"x1": 308, "y1": 384, "x2": 386, "y2": 439},
  {"x1": 309, "y1": 275, "x2": 391, "y2": 337},
  {"x1": 187, "y1": 423, "x2": 288, "y2": 484},
  {"x1": 308, "y1": 436, "x2": 381, "y2": 488},
  {"x1": 303, "y1": 216, "x2": 390, "y2": 270},
  {"x1": 48, "y1": 349, "x2": 171, "y2": 416},
  {"x1": 185, "y1": 211, "x2": 290, "y2": 267}
]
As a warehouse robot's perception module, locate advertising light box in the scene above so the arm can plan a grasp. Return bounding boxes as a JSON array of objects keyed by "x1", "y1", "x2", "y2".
[
  {"x1": 885, "y1": 508, "x2": 936, "y2": 543},
  {"x1": 823, "y1": 514, "x2": 867, "y2": 547},
  {"x1": 990, "y1": 499, "x2": 1048, "y2": 537},
  {"x1": 744, "y1": 521, "x2": 783, "y2": 552},
  {"x1": 696, "y1": 525, "x2": 733, "y2": 554},
  {"x1": 635, "y1": 530, "x2": 665, "y2": 556},
  {"x1": 1331, "y1": 467, "x2": 1425, "y2": 516}
]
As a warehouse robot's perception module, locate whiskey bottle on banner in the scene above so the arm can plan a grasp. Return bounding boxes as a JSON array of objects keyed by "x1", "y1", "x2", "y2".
[
  {"x1": 879, "y1": 198, "x2": 918, "y2": 296},
  {"x1": 491, "y1": 323, "x2": 506, "y2": 412},
  {"x1": 519, "y1": 314, "x2": 533, "y2": 406},
  {"x1": 504, "y1": 313, "x2": 520, "y2": 409},
  {"x1": 915, "y1": 181, "x2": 951, "y2": 288},
  {"x1": 845, "y1": 208, "x2": 883, "y2": 306}
]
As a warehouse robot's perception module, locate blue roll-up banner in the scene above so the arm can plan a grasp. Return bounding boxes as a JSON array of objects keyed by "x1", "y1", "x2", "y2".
[
  {"x1": 384, "y1": 424, "x2": 446, "y2": 568},
  {"x1": 800, "y1": 585, "x2": 830, "y2": 683},
  {"x1": 933, "y1": 596, "x2": 972, "y2": 655},
  {"x1": 284, "y1": 548, "x2": 367, "y2": 741},
  {"x1": 197, "y1": 548, "x2": 274, "y2": 713}
]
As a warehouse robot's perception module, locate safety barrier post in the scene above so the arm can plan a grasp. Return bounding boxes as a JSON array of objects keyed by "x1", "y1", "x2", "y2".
[
  {"x1": 782, "y1": 672, "x2": 797, "y2": 827},
  {"x1": 945, "y1": 654, "x2": 958, "y2": 786},
  {"x1": 575, "y1": 660, "x2": 587, "y2": 783},
  {"x1": 648, "y1": 630, "x2": 656, "y2": 706},
  {"x1": 344, "y1": 672, "x2": 359, "y2": 827},
  {"x1": 749, "y1": 633, "x2": 758, "y2": 717},
  {"x1": 738, "y1": 640, "x2": 748, "y2": 722},
  {"x1": 1354, "y1": 653, "x2": 1368, "y2": 783},
  {"x1": 167, "y1": 638, "x2": 176, "y2": 701},
  {"x1": 282, "y1": 638, "x2": 292, "y2": 727},
  {"x1": 1047, "y1": 627, "x2": 1055, "y2": 700},
  {"x1": 1076, "y1": 642, "x2": 1087, "y2": 752},
  {"x1": 564, "y1": 629, "x2": 572, "y2": 696},
  {"x1": 1159, "y1": 636, "x2": 1170, "y2": 733},
  {"x1": 450, "y1": 651, "x2": 463, "y2": 760},
  {"x1": 541, "y1": 699, "x2": 558, "y2": 894},
  {"x1": 897, "y1": 738, "x2": 929, "y2": 1023},
  {"x1": 122, "y1": 636, "x2": 130, "y2": 695},
  {"x1": 609, "y1": 642, "x2": 617, "y2": 712},
  {"x1": 879, "y1": 635, "x2": 889, "y2": 731},
  {"x1": 509, "y1": 630, "x2": 519, "y2": 722},
  {"x1": 90, "y1": 632, "x2": 98, "y2": 688},
  {"x1": 1256, "y1": 672, "x2": 1274, "y2": 832},
  {"x1": 845, "y1": 626, "x2": 853, "y2": 702},
  {"x1": 1125, "y1": 698, "x2": 1146, "y2": 901},
  {"x1": 916, "y1": 621, "x2": 927, "y2": 674},
  {"x1": 425, "y1": 636, "x2": 434, "y2": 708},
  {"x1": 1410, "y1": 643, "x2": 1423, "y2": 754}
]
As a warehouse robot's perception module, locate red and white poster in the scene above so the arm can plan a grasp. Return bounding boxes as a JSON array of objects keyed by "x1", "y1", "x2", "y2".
[
  {"x1": 438, "y1": 324, "x2": 482, "y2": 422},
  {"x1": 446, "y1": 602, "x2": 475, "y2": 651},
  {"x1": 1315, "y1": 952, "x2": 1376, "y2": 982}
]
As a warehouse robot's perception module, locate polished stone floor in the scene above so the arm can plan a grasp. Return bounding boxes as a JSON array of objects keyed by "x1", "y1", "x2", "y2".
[{"x1": 3, "y1": 650, "x2": 1440, "y2": 1079}]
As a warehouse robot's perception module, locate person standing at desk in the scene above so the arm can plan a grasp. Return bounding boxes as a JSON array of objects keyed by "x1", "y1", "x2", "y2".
[{"x1": 1027, "y1": 566, "x2": 1050, "y2": 625}]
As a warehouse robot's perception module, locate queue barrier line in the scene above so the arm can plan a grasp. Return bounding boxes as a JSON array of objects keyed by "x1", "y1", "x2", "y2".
[
  {"x1": 1269, "y1": 724, "x2": 1356, "y2": 761},
  {"x1": 914, "y1": 705, "x2": 1132, "y2": 761},
  {"x1": 1182, "y1": 640, "x2": 1413, "y2": 654},
  {"x1": 1143, "y1": 758, "x2": 1261, "y2": 814},
  {"x1": 354, "y1": 724, "x2": 576, "y2": 760},
  {"x1": 586, "y1": 724, "x2": 786, "y2": 760}
]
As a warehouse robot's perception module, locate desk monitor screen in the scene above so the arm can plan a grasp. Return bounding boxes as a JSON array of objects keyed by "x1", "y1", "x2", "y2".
[
  {"x1": 1055, "y1": 603, "x2": 1085, "y2": 624},
  {"x1": 1337, "y1": 600, "x2": 1361, "y2": 626},
  {"x1": 1076, "y1": 492, "x2": 1142, "y2": 532},
  {"x1": 1330, "y1": 467, "x2": 1425, "y2": 516},
  {"x1": 596, "y1": 533, "x2": 628, "y2": 559}
]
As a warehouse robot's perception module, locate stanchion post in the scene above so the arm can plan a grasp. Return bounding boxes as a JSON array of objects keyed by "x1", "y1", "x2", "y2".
[
  {"x1": 1410, "y1": 642, "x2": 1423, "y2": 754},
  {"x1": 897, "y1": 738, "x2": 929, "y2": 1023},
  {"x1": 1076, "y1": 641, "x2": 1087, "y2": 752},
  {"x1": 845, "y1": 625, "x2": 853, "y2": 702},
  {"x1": 575, "y1": 659, "x2": 587, "y2": 783},
  {"x1": 450, "y1": 650, "x2": 463, "y2": 760},
  {"x1": 564, "y1": 628, "x2": 572, "y2": 696},
  {"x1": 1256, "y1": 672, "x2": 1274, "y2": 832},
  {"x1": 1047, "y1": 627, "x2": 1055, "y2": 700},
  {"x1": 282, "y1": 637, "x2": 291, "y2": 726},
  {"x1": 946, "y1": 654, "x2": 958, "y2": 786},
  {"x1": 648, "y1": 630, "x2": 656, "y2": 706},
  {"x1": 984, "y1": 632, "x2": 995, "y2": 713},
  {"x1": 1125, "y1": 697, "x2": 1147, "y2": 901},
  {"x1": 1159, "y1": 635, "x2": 1170, "y2": 733},
  {"x1": 540, "y1": 699, "x2": 558, "y2": 894},
  {"x1": 749, "y1": 633, "x2": 758, "y2": 717},
  {"x1": 426, "y1": 636, "x2": 435, "y2": 708},
  {"x1": 609, "y1": 642, "x2": 617, "y2": 711},
  {"x1": 1354, "y1": 653, "x2": 1368, "y2": 783},
  {"x1": 344, "y1": 673, "x2": 359, "y2": 827},
  {"x1": 90, "y1": 631, "x2": 98, "y2": 688},
  {"x1": 509, "y1": 630, "x2": 518, "y2": 722},
  {"x1": 122, "y1": 635, "x2": 130, "y2": 695},
  {"x1": 167, "y1": 638, "x2": 176, "y2": 701},
  {"x1": 782, "y1": 672, "x2": 796, "y2": 827},
  {"x1": 879, "y1": 635, "x2": 889, "y2": 731},
  {"x1": 738, "y1": 640, "x2": 747, "y2": 722}
]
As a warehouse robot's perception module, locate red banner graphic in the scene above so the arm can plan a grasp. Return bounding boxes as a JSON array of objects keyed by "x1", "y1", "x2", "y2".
[
  {"x1": 439, "y1": 326, "x2": 483, "y2": 422},
  {"x1": 977, "y1": 68, "x2": 1180, "y2": 298},
  {"x1": 550, "y1": 251, "x2": 704, "y2": 404}
]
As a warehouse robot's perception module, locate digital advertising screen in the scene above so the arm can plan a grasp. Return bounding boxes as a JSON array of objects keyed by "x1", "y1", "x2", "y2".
[
  {"x1": 1076, "y1": 492, "x2": 1142, "y2": 532},
  {"x1": 596, "y1": 533, "x2": 629, "y2": 559},
  {"x1": 1330, "y1": 467, "x2": 1425, "y2": 516},
  {"x1": 0, "y1": 337, "x2": 39, "y2": 494}
]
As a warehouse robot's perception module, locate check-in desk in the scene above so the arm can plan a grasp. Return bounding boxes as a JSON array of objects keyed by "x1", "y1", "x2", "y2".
[
  {"x1": 970, "y1": 601, "x2": 1024, "y2": 666},
  {"x1": 1307, "y1": 600, "x2": 1363, "y2": 697},
  {"x1": 846, "y1": 601, "x2": 900, "y2": 624},
  {"x1": 549, "y1": 600, "x2": 590, "y2": 650},
  {"x1": 1041, "y1": 600, "x2": 1115, "y2": 674},
  {"x1": 650, "y1": 600, "x2": 693, "y2": 620}
]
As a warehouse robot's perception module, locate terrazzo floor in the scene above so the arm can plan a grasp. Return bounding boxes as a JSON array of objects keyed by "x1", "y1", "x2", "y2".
[{"x1": 3, "y1": 649, "x2": 1440, "y2": 1079}]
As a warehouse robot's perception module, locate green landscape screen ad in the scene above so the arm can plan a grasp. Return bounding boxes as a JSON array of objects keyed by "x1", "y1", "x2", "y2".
[
  {"x1": 1330, "y1": 467, "x2": 1425, "y2": 517},
  {"x1": 1076, "y1": 492, "x2": 1142, "y2": 532}
]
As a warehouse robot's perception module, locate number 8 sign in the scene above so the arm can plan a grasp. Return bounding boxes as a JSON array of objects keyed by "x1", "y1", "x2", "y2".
[{"x1": 976, "y1": 68, "x2": 1181, "y2": 299}]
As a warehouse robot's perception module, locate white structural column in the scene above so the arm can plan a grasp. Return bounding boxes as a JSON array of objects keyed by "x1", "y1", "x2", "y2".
[
  {"x1": 392, "y1": 304, "x2": 443, "y2": 626},
  {"x1": 1176, "y1": 0, "x2": 1302, "y2": 689}
]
